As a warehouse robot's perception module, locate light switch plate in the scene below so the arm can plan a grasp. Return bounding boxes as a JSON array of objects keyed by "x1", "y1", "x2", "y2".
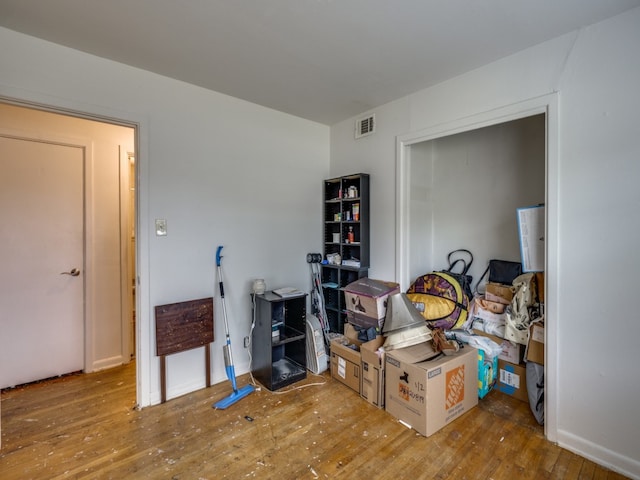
[{"x1": 155, "y1": 219, "x2": 167, "y2": 236}]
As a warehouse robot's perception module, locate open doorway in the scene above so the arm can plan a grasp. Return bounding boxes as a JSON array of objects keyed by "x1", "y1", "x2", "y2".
[
  {"x1": 0, "y1": 101, "x2": 137, "y2": 391},
  {"x1": 396, "y1": 94, "x2": 558, "y2": 441},
  {"x1": 401, "y1": 114, "x2": 545, "y2": 284}
]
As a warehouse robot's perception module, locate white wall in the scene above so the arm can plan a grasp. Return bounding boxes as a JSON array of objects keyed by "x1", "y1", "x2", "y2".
[
  {"x1": 330, "y1": 7, "x2": 640, "y2": 479},
  {"x1": 0, "y1": 103, "x2": 134, "y2": 372},
  {"x1": 407, "y1": 115, "x2": 545, "y2": 284},
  {"x1": 330, "y1": 97, "x2": 410, "y2": 280},
  {"x1": 0, "y1": 27, "x2": 329, "y2": 407}
]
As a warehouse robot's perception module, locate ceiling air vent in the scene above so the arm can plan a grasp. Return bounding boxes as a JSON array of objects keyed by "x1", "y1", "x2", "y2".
[{"x1": 355, "y1": 114, "x2": 375, "y2": 139}]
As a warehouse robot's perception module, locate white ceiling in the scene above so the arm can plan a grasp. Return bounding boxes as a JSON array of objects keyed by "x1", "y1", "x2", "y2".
[{"x1": 1, "y1": 0, "x2": 639, "y2": 125}]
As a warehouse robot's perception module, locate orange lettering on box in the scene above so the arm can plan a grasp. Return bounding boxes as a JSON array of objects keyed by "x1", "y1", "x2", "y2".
[
  {"x1": 399, "y1": 383, "x2": 409, "y2": 401},
  {"x1": 445, "y1": 365, "x2": 465, "y2": 409}
]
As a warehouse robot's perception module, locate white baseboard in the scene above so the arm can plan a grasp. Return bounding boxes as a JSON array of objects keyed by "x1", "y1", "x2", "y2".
[
  {"x1": 557, "y1": 429, "x2": 640, "y2": 480},
  {"x1": 90, "y1": 355, "x2": 127, "y2": 372}
]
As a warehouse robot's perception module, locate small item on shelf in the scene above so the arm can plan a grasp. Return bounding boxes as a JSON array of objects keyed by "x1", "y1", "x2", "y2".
[
  {"x1": 252, "y1": 278, "x2": 266, "y2": 294},
  {"x1": 352, "y1": 203, "x2": 360, "y2": 221},
  {"x1": 273, "y1": 287, "x2": 303, "y2": 298},
  {"x1": 342, "y1": 258, "x2": 360, "y2": 267},
  {"x1": 347, "y1": 226, "x2": 355, "y2": 243},
  {"x1": 272, "y1": 322, "x2": 283, "y2": 342},
  {"x1": 326, "y1": 253, "x2": 342, "y2": 265}
]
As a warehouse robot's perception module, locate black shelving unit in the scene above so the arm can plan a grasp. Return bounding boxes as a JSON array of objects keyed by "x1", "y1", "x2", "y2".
[
  {"x1": 322, "y1": 173, "x2": 370, "y2": 333},
  {"x1": 251, "y1": 291, "x2": 307, "y2": 391}
]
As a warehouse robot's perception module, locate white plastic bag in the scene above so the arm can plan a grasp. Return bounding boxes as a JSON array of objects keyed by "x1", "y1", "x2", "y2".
[
  {"x1": 467, "y1": 335, "x2": 503, "y2": 360},
  {"x1": 448, "y1": 329, "x2": 503, "y2": 360}
]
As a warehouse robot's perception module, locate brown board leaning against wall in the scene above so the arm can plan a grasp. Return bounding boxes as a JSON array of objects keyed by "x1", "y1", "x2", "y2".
[{"x1": 155, "y1": 297, "x2": 214, "y2": 402}]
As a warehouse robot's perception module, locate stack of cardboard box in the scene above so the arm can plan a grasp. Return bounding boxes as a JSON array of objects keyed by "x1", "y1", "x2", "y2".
[
  {"x1": 331, "y1": 278, "x2": 398, "y2": 406},
  {"x1": 473, "y1": 272, "x2": 545, "y2": 403},
  {"x1": 330, "y1": 278, "x2": 479, "y2": 437}
]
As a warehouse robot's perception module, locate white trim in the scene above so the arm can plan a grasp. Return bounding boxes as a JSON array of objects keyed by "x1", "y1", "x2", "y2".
[
  {"x1": 84, "y1": 139, "x2": 95, "y2": 374},
  {"x1": 92, "y1": 355, "x2": 128, "y2": 372},
  {"x1": 544, "y1": 93, "x2": 559, "y2": 443},
  {"x1": 134, "y1": 119, "x2": 150, "y2": 409},
  {"x1": 395, "y1": 93, "x2": 559, "y2": 442},
  {"x1": 557, "y1": 429, "x2": 640, "y2": 480},
  {"x1": 119, "y1": 146, "x2": 132, "y2": 362}
]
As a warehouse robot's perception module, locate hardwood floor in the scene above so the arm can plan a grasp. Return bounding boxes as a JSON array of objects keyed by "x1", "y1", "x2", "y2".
[{"x1": 0, "y1": 362, "x2": 628, "y2": 480}]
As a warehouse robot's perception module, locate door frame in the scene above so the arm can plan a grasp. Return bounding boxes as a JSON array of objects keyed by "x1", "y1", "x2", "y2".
[
  {"x1": 119, "y1": 147, "x2": 135, "y2": 362},
  {"x1": 0, "y1": 94, "x2": 145, "y2": 407},
  {"x1": 396, "y1": 93, "x2": 559, "y2": 442}
]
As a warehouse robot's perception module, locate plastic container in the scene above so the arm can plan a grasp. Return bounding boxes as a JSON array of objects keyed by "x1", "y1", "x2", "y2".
[{"x1": 347, "y1": 226, "x2": 355, "y2": 243}]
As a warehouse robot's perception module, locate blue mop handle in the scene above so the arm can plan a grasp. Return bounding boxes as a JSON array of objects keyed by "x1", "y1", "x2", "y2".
[
  {"x1": 216, "y1": 245, "x2": 225, "y2": 298},
  {"x1": 216, "y1": 245, "x2": 224, "y2": 267}
]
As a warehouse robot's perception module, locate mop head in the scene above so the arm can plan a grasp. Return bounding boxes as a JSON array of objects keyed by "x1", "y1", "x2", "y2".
[{"x1": 213, "y1": 384, "x2": 255, "y2": 409}]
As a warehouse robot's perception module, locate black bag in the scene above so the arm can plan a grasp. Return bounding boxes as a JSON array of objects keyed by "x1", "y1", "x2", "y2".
[
  {"x1": 475, "y1": 259, "x2": 522, "y2": 292},
  {"x1": 526, "y1": 361, "x2": 544, "y2": 425},
  {"x1": 441, "y1": 249, "x2": 473, "y2": 301},
  {"x1": 488, "y1": 259, "x2": 522, "y2": 284}
]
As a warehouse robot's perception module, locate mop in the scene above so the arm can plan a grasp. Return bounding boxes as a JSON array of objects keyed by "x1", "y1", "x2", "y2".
[{"x1": 212, "y1": 245, "x2": 255, "y2": 409}]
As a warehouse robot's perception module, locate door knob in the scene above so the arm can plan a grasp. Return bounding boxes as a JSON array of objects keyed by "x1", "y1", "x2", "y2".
[{"x1": 60, "y1": 268, "x2": 80, "y2": 277}]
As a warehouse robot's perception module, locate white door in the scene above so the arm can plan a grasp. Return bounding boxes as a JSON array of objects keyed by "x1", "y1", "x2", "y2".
[{"x1": 0, "y1": 134, "x2": 84, "y2": 389}]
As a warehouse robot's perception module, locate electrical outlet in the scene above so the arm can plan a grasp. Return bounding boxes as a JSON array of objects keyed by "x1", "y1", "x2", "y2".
[{"x1": 244, "y1": 336, "x2": 250, "y2": 348}]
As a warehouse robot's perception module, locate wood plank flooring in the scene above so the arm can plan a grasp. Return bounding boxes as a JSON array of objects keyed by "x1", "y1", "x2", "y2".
[{"x1": 0, "y1": 362, "x2": 629, "y2": 480}]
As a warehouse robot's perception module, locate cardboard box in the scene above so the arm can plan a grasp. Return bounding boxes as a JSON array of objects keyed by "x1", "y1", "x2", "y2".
[
  {"x1": 526, "y1": 323, "x2": 545, "y2": 365},
  {"x1": 472, "y1": 329, "x2": 525, "y2": 364},
  {"x1": 330, "y1": 324, "x2": 363, "y2": 393},
  {"x1": 535, "y1": 272, "x2": 545, "y2": 303},
  {"x1": 476, "y1": 347, "x2": 498, "y2": 399},
  {"x1": 485, "y1": 282, "x2": 513, "y2": 305},
  {"x1": 346, "y1": 310, "x2": 384, "y2": 330},
  {"x1": 344, "y1": 278, "x2": 400, "y2": 325},
  {"x1": 385, "y1": 345, "x2": 478, "y2": 437},
  {"x1": 471, "y1": 303, "x2": 507, "y2": 325},
  {"x1": 360, "y1": 336, "x2": 386, "y2": 408},
  {"x1": 497, "y1": 359, "x2": 528, "y2": 402}
]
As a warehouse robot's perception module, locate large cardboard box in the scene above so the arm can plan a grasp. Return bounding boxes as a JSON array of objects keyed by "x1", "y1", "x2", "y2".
[
  {"x1": 344, "y1": 278, "x2": 400, "y2": 327},
  {"x1": 360, "y1": 336, "x2": 386, "y2": 408},
  {"x1": 526, "y1": 323, "x2": 545, "y2": 365},
  {"x1": 385, "y1": 345, "x2": 478, "y2": 437},
  {"x1": 497, "y1": 359, "x2": 528, "y2": 402},
  {"x1": 330, "y1": 324, "x2": 363, "y2": 393}
]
